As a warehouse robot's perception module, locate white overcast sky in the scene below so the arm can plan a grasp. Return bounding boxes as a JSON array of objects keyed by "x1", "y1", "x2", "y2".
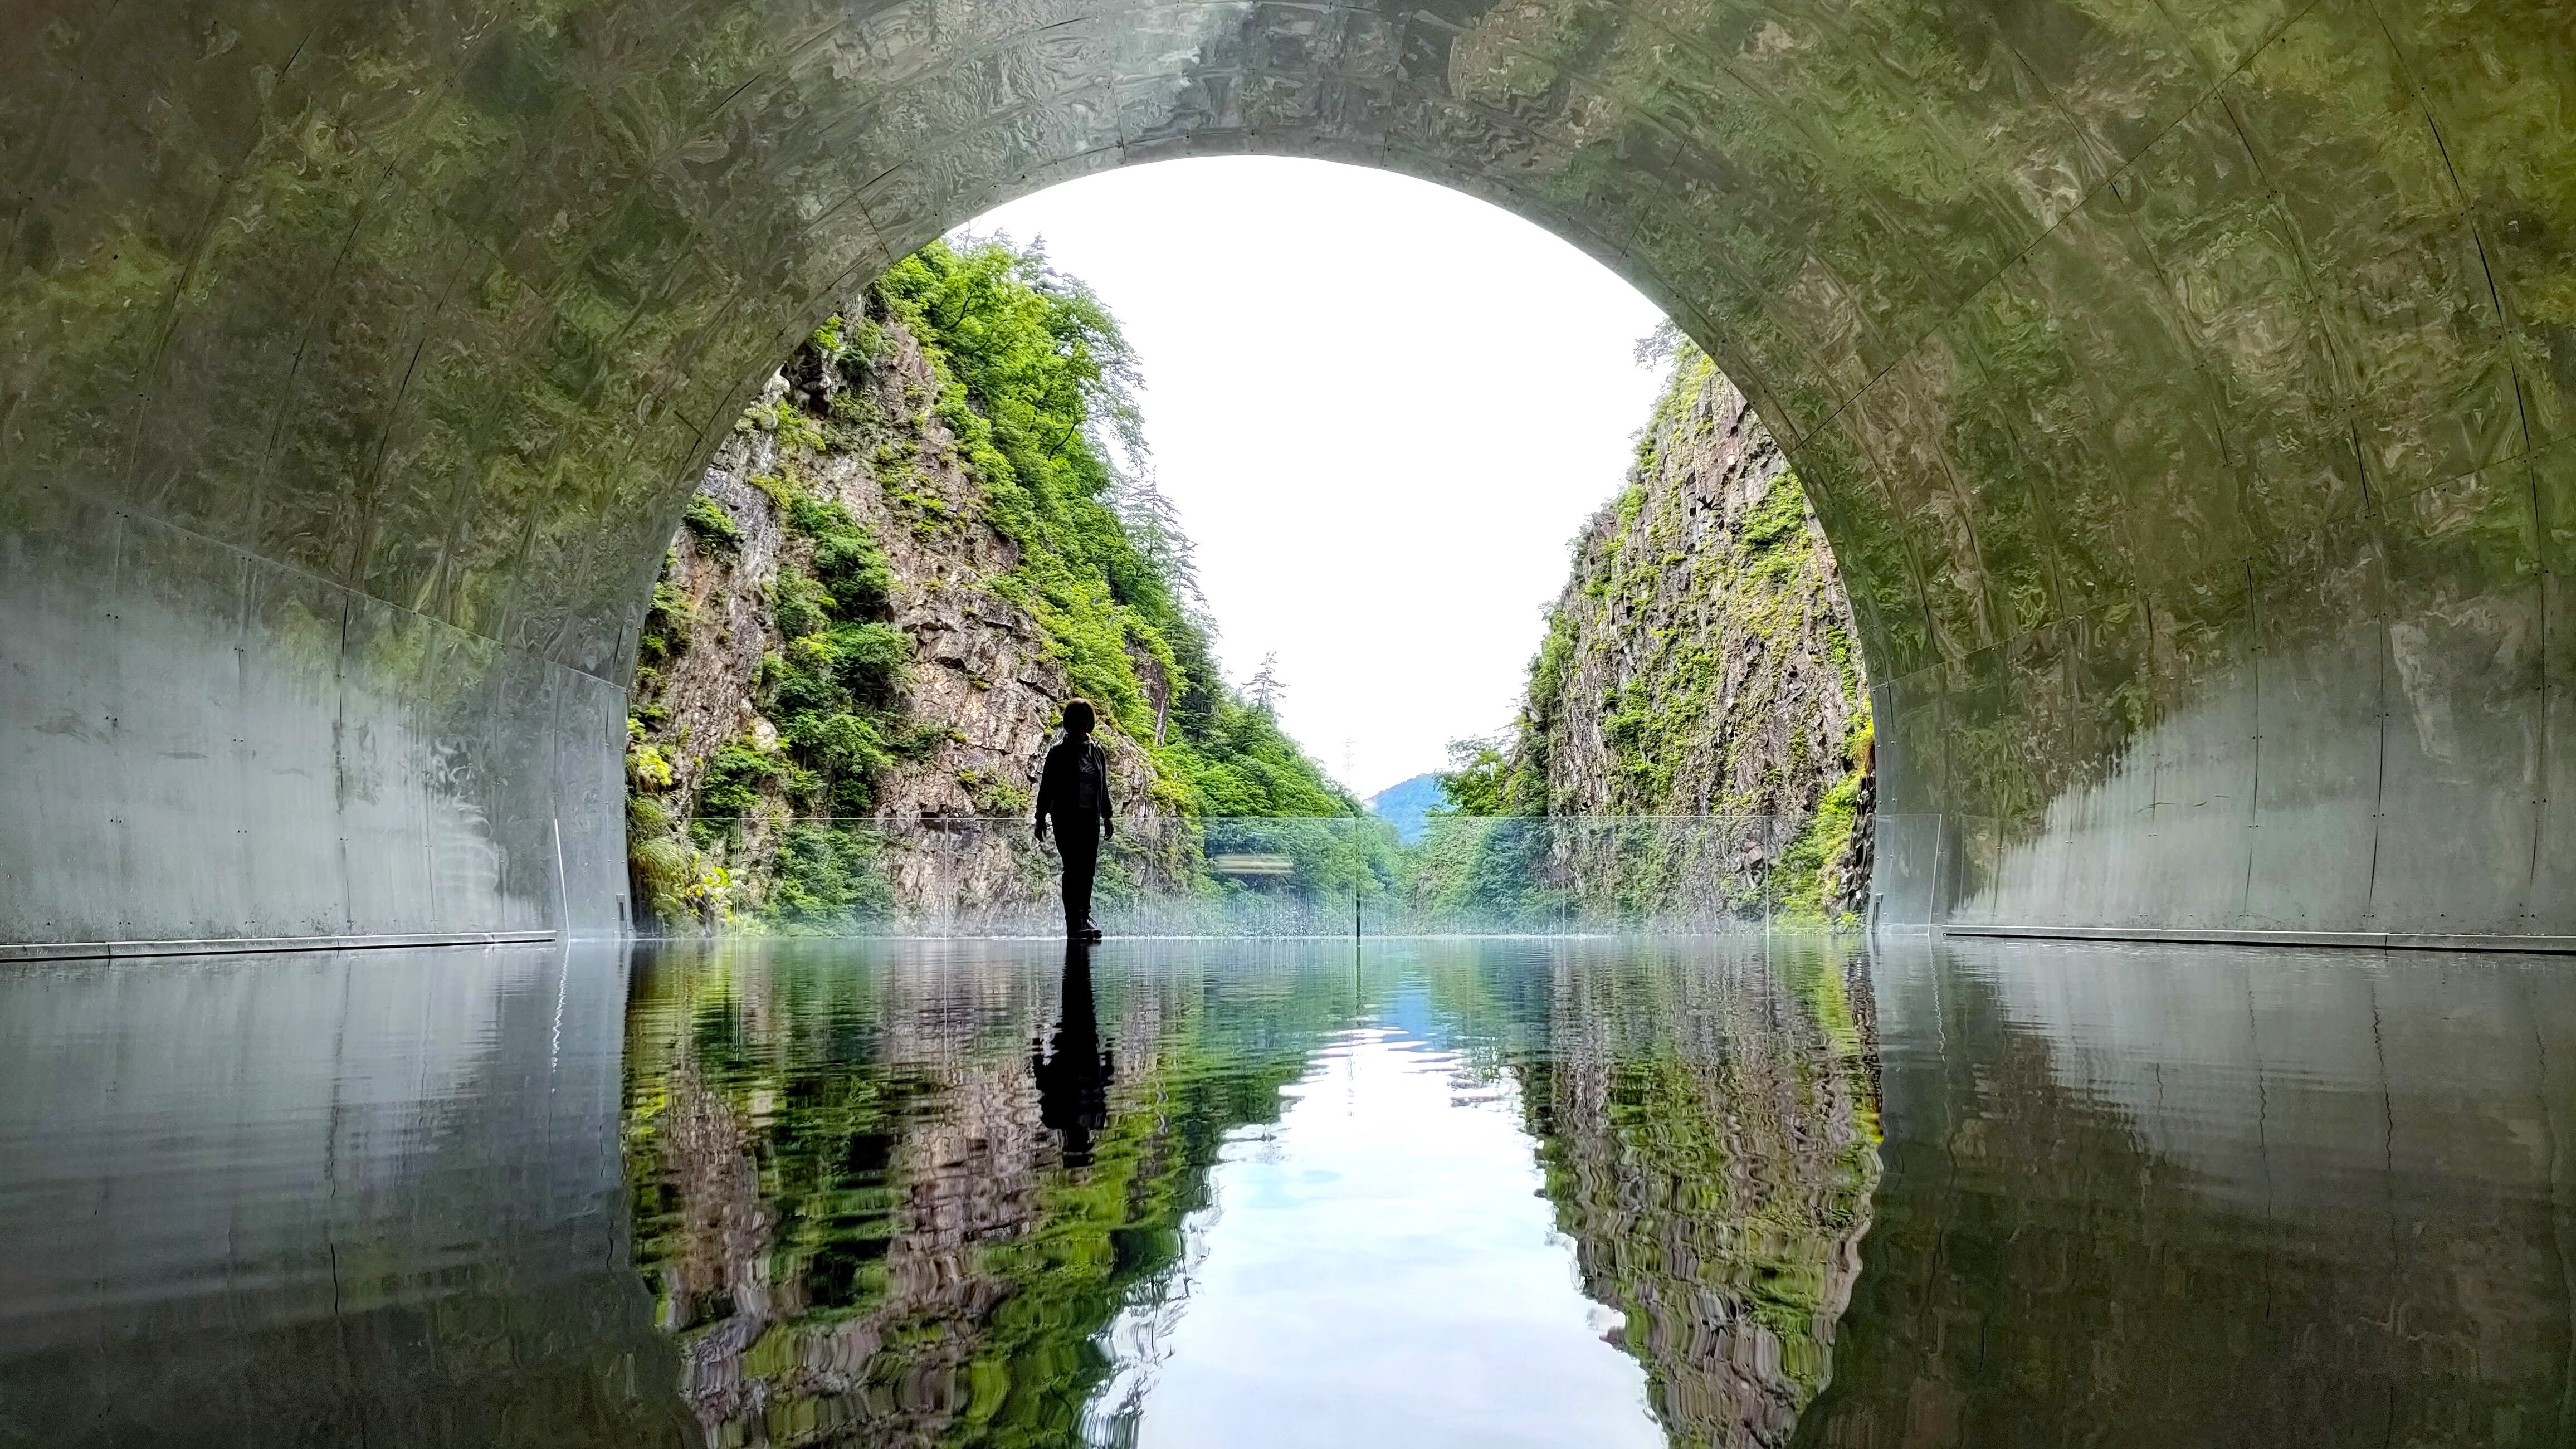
[{"x1": 962, "y1": 157, "x2": 1668, "y2": 799}]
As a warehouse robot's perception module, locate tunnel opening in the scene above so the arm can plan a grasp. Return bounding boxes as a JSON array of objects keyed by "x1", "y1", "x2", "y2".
[
  {"x1": 612, "y1": 162, "x2": 1880, "y2": 936},
  {"x1": 4, "y1": 0, "x2": 2571, "y2": 950}
]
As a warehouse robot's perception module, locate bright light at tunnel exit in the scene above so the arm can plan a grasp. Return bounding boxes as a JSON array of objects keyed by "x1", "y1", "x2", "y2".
[{"x1": 960, "y1": 157, "x2": 1671, "y2": 800}]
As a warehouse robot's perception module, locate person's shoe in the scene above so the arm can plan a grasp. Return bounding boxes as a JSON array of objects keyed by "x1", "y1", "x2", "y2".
[{"x1": 1080, "y1": 922, "x2": 1105, "y2": 941}]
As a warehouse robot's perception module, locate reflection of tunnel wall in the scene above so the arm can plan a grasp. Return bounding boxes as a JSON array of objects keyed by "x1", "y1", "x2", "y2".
[
  {"x1": 3, "y1": 0, "x2": 2571, "y2": 944},
  {"x1": 0, "y1": 944, "x2": 687, "y2": 1446},
  {"x1": 1803, "y1": 938, "x2": 2576, "y2": 1447}
]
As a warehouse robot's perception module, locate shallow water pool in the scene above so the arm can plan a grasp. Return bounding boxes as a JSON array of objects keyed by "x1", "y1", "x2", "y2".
[{"x1": 3, "y1": 934, "x2": 2569, "y2": 1446}]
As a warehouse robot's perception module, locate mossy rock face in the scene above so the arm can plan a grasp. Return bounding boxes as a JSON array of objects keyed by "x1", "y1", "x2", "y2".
[{"x1": 1447, "y1": 348, "x2": 1875, "y2": 926}]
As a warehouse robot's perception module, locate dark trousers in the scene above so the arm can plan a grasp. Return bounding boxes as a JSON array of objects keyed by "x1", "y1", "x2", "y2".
[{"x1": 1056, "y1": 818, "x2": 1100, "y2": 935}]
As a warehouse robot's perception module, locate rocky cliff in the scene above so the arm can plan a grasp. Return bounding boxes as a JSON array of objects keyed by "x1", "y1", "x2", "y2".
[
  {"x1": 625, "y1": 240, "x2": 1353, "y2": 932},
  {"x1": 1447, "y1": 344, "x2": 1875, "y2": 924},
  {"x1": 626, "y1": 307, "x2": 1157, "y2": 927}
]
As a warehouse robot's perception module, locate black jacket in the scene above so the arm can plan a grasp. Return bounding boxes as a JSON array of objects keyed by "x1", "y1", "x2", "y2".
[{"x1": 1035, "y1": 737, "x2": 1113, "y2": 831}]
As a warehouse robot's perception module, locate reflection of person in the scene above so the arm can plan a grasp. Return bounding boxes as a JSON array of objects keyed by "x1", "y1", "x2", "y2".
[
  {"x1": 1033, "y1": 698, "x2": 1114, "y2": 941},
  {"x1": 1033, "y1": 939, "x2": 1114, "y2": 1167}
]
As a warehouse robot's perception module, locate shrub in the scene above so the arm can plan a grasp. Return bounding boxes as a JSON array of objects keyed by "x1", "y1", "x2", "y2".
[
  {"x1": 630, "y1": 832, "x2": 698, "y2": 925},
  {"x1": 640, "y1": 577, "x2": 693, "y2": 663},
  {"x1": 769, "y1": 823, "x2": 896, "y2": 927},
  {"x1": 797, "y1": 709, "x2": 890, "y2": 768},
  {"x1": 629, "y1": 741, "x2": 674, "y2": 791},
  {"x1": 774, "y1": 563, "x2": 833, "y2": 639},
  {"x1": 698, "y1": 740, "x2": 784, "y2": 822},
  {"x1": 682, "y1": 495, "x2": 741, "y2": 554},
  {"x1": 959, "y1": 768, "x2": 1031, "y2": 816},
  {"x1": 824, "y1": 622, "x2": 908, "y2": 701},
  {"x1": 789, "y1": 496, "x2": 894, "y2": 616}
]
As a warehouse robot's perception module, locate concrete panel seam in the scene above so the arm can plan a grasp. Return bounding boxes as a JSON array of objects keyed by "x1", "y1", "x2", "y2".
[
  {"x1": 0, "y1": 931, "x2": 562, "y2": 964},
  {"x1": 1936, "y1": 924, "x2": 2576, "y2": 955}
]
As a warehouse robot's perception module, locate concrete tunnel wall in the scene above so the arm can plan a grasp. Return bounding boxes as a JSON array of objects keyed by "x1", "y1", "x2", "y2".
[{"x1": 3, "y1": 0, "x2": 2572, "y2": 948}]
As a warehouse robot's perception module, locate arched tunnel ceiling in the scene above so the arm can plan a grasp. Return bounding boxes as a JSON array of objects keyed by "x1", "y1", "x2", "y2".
[{"x1": 3, "y1": 0, "x2": 2573, "y2": 943}]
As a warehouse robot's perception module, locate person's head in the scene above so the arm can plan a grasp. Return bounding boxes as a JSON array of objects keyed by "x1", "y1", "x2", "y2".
[{"x1": 1061, "y1": 699, "x2": 1096, "y2": 738}]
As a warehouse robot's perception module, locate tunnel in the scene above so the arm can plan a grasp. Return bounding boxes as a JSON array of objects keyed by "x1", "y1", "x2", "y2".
[{"x1": 3, "y1": 0, "x2": 2569, "y2": 951}]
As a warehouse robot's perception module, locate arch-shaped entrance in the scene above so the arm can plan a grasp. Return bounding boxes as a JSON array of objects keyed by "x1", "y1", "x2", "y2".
[{"x1": 4, "y1": 0, "x2": 2569, "y2": 948}]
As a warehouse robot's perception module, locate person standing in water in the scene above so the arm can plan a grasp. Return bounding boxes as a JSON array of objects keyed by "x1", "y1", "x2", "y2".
[{"x1": 1034, "y1": 698, "x2": 1113, "y2": 941}]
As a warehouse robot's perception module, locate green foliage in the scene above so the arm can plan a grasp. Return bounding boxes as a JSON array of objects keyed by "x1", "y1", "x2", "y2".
[
  {"x1": 1160, "y1": 695, "x2": 1360, "y2": 818},
  {"x1": 1770, "y1": 717, "x2": 1873, "y2": 925},
  {"x1": 958, "y1": 768, "x2": 1031, "y2": 816},
  {"x1": 878, "y1": 237, "x2": 1349, "y2": 819},
  {"x1": 772, "y1": 563, "x2": 833, "y2": 639},
  {"x1": 807, "y1": 311, "x2": 886, "y2": 373},
  {"x1": 780, "y1": 710, "x2": 896, "y2": 814},
  {"x1": 768, "y1": 823, "x2": 896, "y2": 927},
  {"x1": 738, "y1": 395, "x2": 828, "y2": 450},
  {"x1": 627, "y1": 797, "x2": 699, "y2": 924},
  {"x1": 682, "y1": 495, "x2": 741, "y2": 554},
  {"x1": 1436, "y1": 735, "x2": 1521, "y2": 818},
  {"x1": 1409, "y1": 815, "x2": 1571, "y2": 924},
  {"x1": 627, "y1": 794, "x2": 733, "y2": 925},
  {"x1": 640, "y1": 573, "x2": 693, "y2": 664},
  {"x1": 807, "y1": 313, "x2": 848, "y2": 362},
  {"x1": 1524, "y1": 607, "x2": 1577, "y2": 723},
  {"x1": 763, "y1": 623, "x2": 908, "y2": 714},
  {"x1": 1740, "y1": 466, "x2": 1808, "y2": 553},
  {"x1": 629, "y1": 741, "x2": 674, "y2": 791},
  {"x1": 697, "y1": 740, "x2": 787, "y2": 826},
  {"x1": 793, "y1": 495, "x2": 894, "y2": 616}
]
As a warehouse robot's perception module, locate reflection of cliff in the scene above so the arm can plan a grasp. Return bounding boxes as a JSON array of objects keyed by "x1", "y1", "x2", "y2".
[
  {"x1": 647, "y1": 1051, "x2": 1040, "y2": 1445},
  {"x1": 1798, "y1": 940, "x2": 2576, "y2": 1449},
  {"x1": 622, "y1": 941, "x2": 1311, "y2": 1447},
  {"x1": 630, "y1": 948, "x2": 1056, "y2": 1445},
  {"x1": 1519, "y1": 941, "x2": 1883, "y2": 1448}
]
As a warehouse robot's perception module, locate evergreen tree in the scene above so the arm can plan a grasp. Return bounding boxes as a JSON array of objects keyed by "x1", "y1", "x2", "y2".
[
  {"x1": 1113, "y1": 470, "x2": 1204, "y2": 617},
  {"x1": 1245, "y1": 653, "x2": 1286, "y2": 715}
]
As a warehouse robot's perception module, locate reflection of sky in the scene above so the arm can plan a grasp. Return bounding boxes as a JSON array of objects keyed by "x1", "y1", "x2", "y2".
[{"x1": 1088, "y1": 1022, "x2": 1666, "y2": 1448}]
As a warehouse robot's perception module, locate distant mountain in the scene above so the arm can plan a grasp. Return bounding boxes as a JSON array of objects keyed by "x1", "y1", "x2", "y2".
[{"x1": 1368, "y1": 773, "x2": 1448, "y2": 845}]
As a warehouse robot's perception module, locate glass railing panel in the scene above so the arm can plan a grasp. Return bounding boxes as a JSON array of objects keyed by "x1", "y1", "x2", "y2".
[
  {"x1": 657, "y1": 812, "x2": 1967, "y2": 936},
  {"x1": 1859, "y1": 813, "x2": 1972, "y2": 927}
]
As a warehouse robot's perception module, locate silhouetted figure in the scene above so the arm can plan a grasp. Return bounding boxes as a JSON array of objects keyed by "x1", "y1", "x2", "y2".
[
  {"x1": 1033, "y1": 698, "x2": 1114, "y2": 940},
  {"x1": 1033, "y1": 939, "x2": 1114, "y2": 1167}
]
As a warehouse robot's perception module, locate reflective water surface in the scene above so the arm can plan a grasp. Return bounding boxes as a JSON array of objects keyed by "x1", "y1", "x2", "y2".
[{"x1": 5, "y1": 936, "x2": 2575, "y2": 1446}]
